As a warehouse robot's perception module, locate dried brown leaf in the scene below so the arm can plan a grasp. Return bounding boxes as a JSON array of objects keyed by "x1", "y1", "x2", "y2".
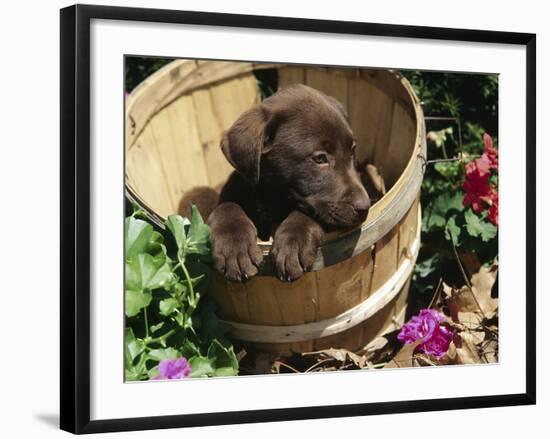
[
  {"x1": 302, "y1": 348, "x2": 367, "y2": 368},
  {"x1": 451, "y1": 332, "x2": 484, "y2": 365},
  {"x1": 457, "y1": 311, "x2": 483, "y2": 329},
  {"x1": 361, "y1": 336, "x2": 389, "y2": 359},
  {"x1": 384, "y1": 342, "x2": 418, "y2": 369},
  {"x1": 471, "y1": 265, "x2": 498, "y2": 318}
]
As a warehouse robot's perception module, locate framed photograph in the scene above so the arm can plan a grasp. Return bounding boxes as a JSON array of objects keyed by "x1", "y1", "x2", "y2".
[{"x1": 60, "y1": 4, "x2": 536, "y2": 434}]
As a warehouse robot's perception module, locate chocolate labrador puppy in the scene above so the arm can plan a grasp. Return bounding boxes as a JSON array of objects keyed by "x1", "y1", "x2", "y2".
[{"x1": 181, "y1": 84, "x2": 371, "y2": 282}]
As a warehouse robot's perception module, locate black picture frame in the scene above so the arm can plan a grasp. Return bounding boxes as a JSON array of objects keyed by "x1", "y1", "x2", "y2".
[{"x1": 60, "y1": 4, "x2": 536, "y2": 434}]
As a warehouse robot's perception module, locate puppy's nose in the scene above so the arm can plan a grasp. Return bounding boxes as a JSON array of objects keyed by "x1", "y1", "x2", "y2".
[{"x1": 352, "y1": 195, "x2": 371, "y2": 218}]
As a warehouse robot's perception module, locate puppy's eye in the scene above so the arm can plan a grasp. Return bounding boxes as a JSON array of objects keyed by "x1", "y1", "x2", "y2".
[
  {"x1": 351, "y1": 142, "x2": 357, "y2": 152},
  {"x1": 312, "y1": 153, "x2": 329, "y2": 165}
]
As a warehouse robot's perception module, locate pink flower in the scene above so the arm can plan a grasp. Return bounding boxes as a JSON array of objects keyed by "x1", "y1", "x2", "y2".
[
  {"x1": 152, "y1": 357, "x2": 191, "y2": 380},
  {"x1": 398, "y1": 309, "x2": 454, "y2": 359}
]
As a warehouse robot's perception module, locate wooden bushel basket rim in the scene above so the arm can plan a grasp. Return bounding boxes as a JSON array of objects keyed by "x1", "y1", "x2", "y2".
[
  {"x1": 125, "y1": 61, "x2": 426, "y2": 345},
  {"x1": 125, "y1": 60, "x2": 427, "y2": 274}
]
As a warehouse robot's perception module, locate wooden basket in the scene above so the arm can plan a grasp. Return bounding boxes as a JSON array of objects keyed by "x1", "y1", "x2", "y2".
[{"x1": 125, "y1": 60, "x2": 426, "y2": 355}]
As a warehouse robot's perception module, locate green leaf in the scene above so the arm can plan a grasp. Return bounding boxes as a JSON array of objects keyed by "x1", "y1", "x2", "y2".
[
  {"x1": 128, "y1": 199, "x2": 148, "y2": 219},
  {"x1": 166, "y1": 215, "x2": 189, "y2": 251},
  {"x1": 174, "y1": 312, "x2": 185, "y2": 327},
  {"x1": 125, "y1": 217, "x2": 164, "y2": 259},
  {"x1": 196, "y1": 300, "x2": 230, "y2": 343},
  {"x1": 124, "y1": 328, "x2": 137, "y2": 369},
  {"x1": 148, "y1": 347, "x2": 180, "y2": 362},
  {"x1": 128, "y1": 338, "x2": 146, "y2": 362},
  {"x1": 465, "y1": 209, "x2": 497, "y2": 242},
  {"x1": 423, "y1": 193, "x2": 464, "y2": 232},
  {"x1": 150, "y1": 322, "x2": 165, "y2": 334},
  {"x1": 414, "y1": 254, "x2": 440, "y2": 278},
  {"x1": 445, "y1": 215, "x2": 462, "y2": 245},
  {"x1": 125, "y1": 368, "x2": 140, "y2": 381},
  {"x1": 434, "y1": 160, "x2": 461, "y2": 179},
  {"x1": 159, "y1": 297, "x2": 180, "y2": 316},
  {"x1": 189, "y1": 355, "x2": 215, "y2": 378},
  {"x1": 147, "y1": 366, "x2": 160, "y2": 380},
  {"x1": 214, "y1": 367, "x2": 238, "y2": 377},
  {"x1": 125, "y1": 289, "x2": 152, "y2": 317},
  {"x1": 125, "y1": 253, "x2": 172, "y2": 292},
  {"x1": 181, "y1": 339, "x2": 201, "y2": 358},
  {"x1": 187, "y1": 206, "x2": 211, "y2": 256},
  {"x1": 207, "y1": 339, "x2": 238, "y2": 376}
]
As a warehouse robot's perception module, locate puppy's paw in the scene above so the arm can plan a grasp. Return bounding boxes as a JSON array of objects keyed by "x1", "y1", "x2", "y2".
[
  {"x1": 211, "y1": 227, "x2": 263, "y2": 283},
  {"x1": 271, "y1": 229, "x2": 319, "y2": 282}
]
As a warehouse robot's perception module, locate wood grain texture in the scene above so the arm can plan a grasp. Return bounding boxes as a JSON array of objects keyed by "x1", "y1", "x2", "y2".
[
  {"x1": 384, "y1": 101, "x2": 417, "y2": 187},
  {"x1": 126, "y1": 125, "x2": 175, "y2": 216},
  {"x1": 190, "y1": 87, "x2": 233, "y2": 188},
  {"x1": 125, "y1": 61, "x2": 425, "y2": 355},
  {"x1": 305, "y1": 68, "x2": 349, "y2": 110},
  {"x1": 278, "y1": 66, "x2": 306, "y2": 87},
  {"x1": 348, "y1": 77, "x2": 394, "y2": 165}
]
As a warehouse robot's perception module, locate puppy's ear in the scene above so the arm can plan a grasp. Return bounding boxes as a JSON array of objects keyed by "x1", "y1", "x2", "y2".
[{"x1": 221, "y1": 104, "x2": 278, "y2": 184}]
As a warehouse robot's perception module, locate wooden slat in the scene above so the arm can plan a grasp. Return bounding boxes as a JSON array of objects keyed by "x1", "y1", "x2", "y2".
[
  {"x1": 302, "y1": 274, "x2": 319, "y2": 323},
  {"x1": 359, "y1": 246, "x2": 376, "y2": 302},
  {"x1": 357, "y1": 293, "x2": 398, "y2": 349},
  {"x1": 370, "y1": 227, "x2": 400, "y2": 293},
  {"x1": 348, "y1": 77, "x2": 395, "y2": 167},
  {"x1": 126, "y1": 60, "x2": 199, "y2": 150},
  {"x1": 305, "y1": 69, "x2": 348, "y2": 110},
  {"x1": 226, "y1": 281, "x2": 250, "y2": 323},
  {"x1": 360, "y1": 69, "x2": 414, "y2": 115},
  {"x1": 278, "y1": 66, "x2": 305, "y2": 87},
  {"x1": 126, "y1": 125, "x2": 175, "y2": 216},
  {"x1": 397, "y1": 199, "x2": 420, "y2": 266},
  {"x1": 315, "y1": 250, "x2": 370, "y2": 320},
  {"x1": 313, "y1": 320, "x2": 364, "y2": 351},
  {"x1": 209, "y1": 75, "x2": 261, "y2": 130},
  {"x1": 392, "y1": 277, "x2": 411, "y2": 326},
  {"x1": 208, "y1": 274, "x2": 237, "y2": 320},
  {"x1": 126, "y1": 60, "x2": 268, "y2": 149},
  {"x1": 272, "y1": 274, "x2": 318, "y2": 325},
  {"x1": 147, "y1": 100, "x2": 203, "y2": 212},
  {"x1": 190, "y1": 88, "x2": 234, "y2": 188},
  {"x1": 383, "y1": 102, "x2": 417, "y2": 187},
  {"x1": 245, "y1": 278, "x2": 283, "y2": 325}
]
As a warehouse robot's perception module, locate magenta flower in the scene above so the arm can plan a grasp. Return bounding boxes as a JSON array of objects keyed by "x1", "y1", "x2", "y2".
[
  {"x1": 153, "y1": 357, "x2": 192, "y2": 380},
  {"x1": 398, "y1": 309, "x2": 453, "y2": 359}
]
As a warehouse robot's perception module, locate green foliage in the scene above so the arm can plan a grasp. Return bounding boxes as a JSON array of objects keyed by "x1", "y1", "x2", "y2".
[
  {"x1": 125, "y1": 56, "x2": 174, "y2": 94},
  {"x1": 124, "y1": 206, "x2": 238, "y2": 381},
  {"x1": 404, "y1": 70, "x2": 498, "y2": 146},
  {"x1": 464, "y1": 210, "x2": 497, "y2": 242},
  {"x1": 403, "y1": 71, "x2": 499, "y2": 304}
]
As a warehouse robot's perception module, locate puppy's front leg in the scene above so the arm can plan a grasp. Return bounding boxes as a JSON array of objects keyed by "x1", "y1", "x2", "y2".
[
  {"x1": 271, "y1": 211, "x2": 324, "y2": 282},
  {"x1": 208, "y1": 202, "x2": 263, "y2": 282}
]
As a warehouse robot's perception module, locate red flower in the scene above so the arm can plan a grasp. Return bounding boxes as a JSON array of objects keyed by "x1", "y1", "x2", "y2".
[
  {"x1": 483, "y1": 132, "x2": 498, "y2": 170},
  {"x1": 463, "y1": 159, "x2": 492, "y2": 213},
  {"x1": 487, "y1": 191, "x2": 498, "y2": 225},
  {"x1": 463, "y1": 176, "x2": 491, "y2": 213}
]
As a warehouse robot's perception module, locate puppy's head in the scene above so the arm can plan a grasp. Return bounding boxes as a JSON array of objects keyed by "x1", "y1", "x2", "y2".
[{"x1": 221, "y1": 84, "x2": 371, "y2": 228}]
